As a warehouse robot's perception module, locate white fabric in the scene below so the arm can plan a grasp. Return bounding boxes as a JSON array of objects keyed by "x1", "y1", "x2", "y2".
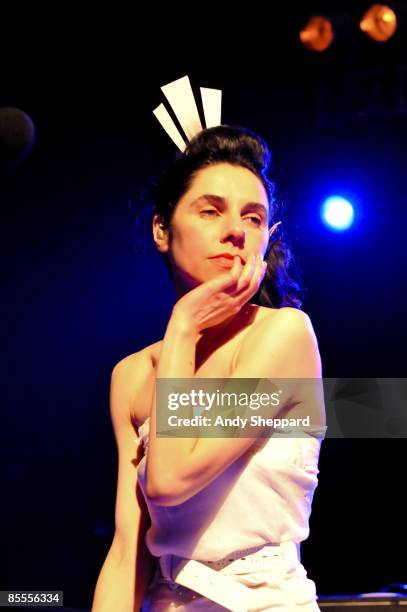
[
  {"x1": 137, "y1": 417, "x2": 325, "y2": 610},
  {"x1": 141, "y1": 541, "x2": 320, "y2": 611},
  {"x1": 137, "y1": 418, "x2": 325, "y2": 560}
]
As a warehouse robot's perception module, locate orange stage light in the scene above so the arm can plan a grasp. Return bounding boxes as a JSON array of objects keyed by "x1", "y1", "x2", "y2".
[
  {"x1": 299, "y1": 15, "x2": 334, "y2": 52},
  {"x1": 360, "y1": 4, "x2": 397, "y2": 41}
]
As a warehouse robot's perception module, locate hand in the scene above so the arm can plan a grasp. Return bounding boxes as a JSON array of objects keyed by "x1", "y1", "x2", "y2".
[{"x1": 172, "y1": 253, "x2": 267, "y2": 335}]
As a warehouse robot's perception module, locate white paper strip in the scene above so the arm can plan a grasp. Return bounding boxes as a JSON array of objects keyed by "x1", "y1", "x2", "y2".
[
  {"x1": 201, "y1": 87, "x2": 222, "y2": 128},
  {"x1": 153, "y1": 103, "x2": 186, "y2": 152},
  {"x1": 161, "y1": 75, "x2": 202, "y2": 141}
]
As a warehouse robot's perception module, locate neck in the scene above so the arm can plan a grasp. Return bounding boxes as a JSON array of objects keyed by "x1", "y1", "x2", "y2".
[{"x1": 198, "y1": 304, "x2": 256, "y2": 353}]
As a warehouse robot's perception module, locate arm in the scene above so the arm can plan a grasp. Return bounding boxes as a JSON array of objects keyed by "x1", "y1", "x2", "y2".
[
  {"x1": 92, "y1": 354, "x2": 156, "y2": 612},
  {"x1": 146, "y1": 253, "x2": 263, "y2": 502},
  {"x1": 147, "y1": 306, "x2": 323, "y2": 507}
]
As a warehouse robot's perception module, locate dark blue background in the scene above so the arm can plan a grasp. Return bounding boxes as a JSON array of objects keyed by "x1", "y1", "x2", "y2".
[{"x1": 2, "y1": 3, "x2": 407, "y2": 608}]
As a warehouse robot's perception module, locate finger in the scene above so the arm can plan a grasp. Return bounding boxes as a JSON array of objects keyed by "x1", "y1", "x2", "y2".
[
  {"x1": 252, "y1": 254, "x2": 267, "y2": 290},
  {"x1": 268, "y1": 220, "x2": 281, "y2": 237},
  {"x1": 224, "y1": 255, "x2": 243, "y2": 288},
  {"x1": 207, "y1": 255, "x2": 242, "y2": 293},
  {"x1": 231, "y1": 253, "x2": 251, "y2": 292},
  {"x1": 231, "y1": 255, "x2": 243, "y2": 281},
  {"x1": 244, "y1": 253, "x2": 263, "y2": 294},
  {"x1": 238, "y1": 254, "x2": 266, "y2": 301},
  {"x1": 238, "y1": 253, "x2": 259, "y2": 293}
]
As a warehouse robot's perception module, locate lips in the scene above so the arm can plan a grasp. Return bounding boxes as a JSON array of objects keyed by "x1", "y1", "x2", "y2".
[{"x1": 209, "y1": 254, "x2": 245, "y2": 265}]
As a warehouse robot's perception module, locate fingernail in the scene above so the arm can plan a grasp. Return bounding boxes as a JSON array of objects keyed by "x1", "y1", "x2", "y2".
[{"x1": 269, "y1": 221, "x2": 282, "y2": 236}]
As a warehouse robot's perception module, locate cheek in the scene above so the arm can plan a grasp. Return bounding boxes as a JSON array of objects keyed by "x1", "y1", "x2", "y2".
[
  {"x1": 172, "y1": 220, "x2": 206, "y2": 253},
  {"x1": 169, "y1": 225, "x2": 207, "y2": 271}
]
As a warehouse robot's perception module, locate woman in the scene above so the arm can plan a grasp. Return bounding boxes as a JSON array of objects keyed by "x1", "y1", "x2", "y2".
[{"x1": 93, "y1": 125, "x2": 326, "y2": 611}]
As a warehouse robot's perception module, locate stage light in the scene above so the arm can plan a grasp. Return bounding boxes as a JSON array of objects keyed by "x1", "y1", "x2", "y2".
[
  {"x1": 299, "y1": 15, "x2": 334, "y2": 52},
  {"x1": 360, "y1": 4, "x2": 397, "y2": 41},
  {"x1": 321, "y1": 196, "x2": 355, "y2": 231}
]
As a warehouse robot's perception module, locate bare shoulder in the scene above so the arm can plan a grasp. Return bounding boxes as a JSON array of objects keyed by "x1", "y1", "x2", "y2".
[
  {"x1": 113, "y1": 339, "x2": 163, "y2": 372},
  {"x1": 251, "y1": 305, "x2": 316, "y2": 336},
  {"x1": 236, "y1": 305, "x2": 321, "y2": 378},
  {"x1": 248, "y1": 307, "x2": 324, "y2": 422},
  {"x1": 255, "y1": 304, "x2": 312, "y2": 322},
  {"x1": 111, "y1": 339, "x2": 163, "y2": 430}
]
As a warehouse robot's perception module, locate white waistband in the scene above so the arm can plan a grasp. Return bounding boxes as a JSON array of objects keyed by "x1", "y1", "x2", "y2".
[
  {"x1": 158, "y1": 542, "x2": 303, "y2": 612},
  {"x1": 200, "y1": 541, "x2": 301, "y2": 574}
]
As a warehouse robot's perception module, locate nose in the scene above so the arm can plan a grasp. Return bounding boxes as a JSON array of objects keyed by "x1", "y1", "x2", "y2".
[{"x1": 220, "y1": 217, "x2": 246, "y2": 247}]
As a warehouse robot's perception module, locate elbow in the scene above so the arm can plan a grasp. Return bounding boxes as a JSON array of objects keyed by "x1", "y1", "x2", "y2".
[
  {"x1": 146, "y1": 476, "x2": 178, "y2": 507},
  {"x1": 146, "y1": 475, "x2": 187, "y2": 507},
  {"x1": 146, "y1": 483, "x2": 174, "y2": 506}
]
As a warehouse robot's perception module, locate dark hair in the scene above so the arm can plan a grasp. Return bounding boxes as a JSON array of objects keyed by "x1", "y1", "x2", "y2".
[{"x1": 139, "y1": 125, "x2": 303, "y2": 309}]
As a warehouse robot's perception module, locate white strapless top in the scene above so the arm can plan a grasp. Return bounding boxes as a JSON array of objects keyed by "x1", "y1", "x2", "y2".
[{"x1": 137, "y1": 417, "x2": 326, "y2": 561}]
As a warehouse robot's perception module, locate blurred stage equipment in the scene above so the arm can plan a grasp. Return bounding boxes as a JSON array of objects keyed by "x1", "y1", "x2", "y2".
[
  {"x1": 299, "y1": 15, "x2": 334, "y2": 52},
  {"x1": 360, "y1": 4, "x2": 397, "y2": 41},
  {"x1": 0, "y1": 107, "x2": 36, "y2": 168},
  {"x1": 300, "y1": 4, "x2": 403, "y2": 51},
  {"x1": 318, "y1": 593, "x2": 407, "y2": 609}
]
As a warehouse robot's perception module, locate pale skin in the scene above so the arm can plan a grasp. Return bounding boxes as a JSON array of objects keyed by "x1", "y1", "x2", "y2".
[{"x1": 92, "y1": 162, "x2": 325, "y2": 610}]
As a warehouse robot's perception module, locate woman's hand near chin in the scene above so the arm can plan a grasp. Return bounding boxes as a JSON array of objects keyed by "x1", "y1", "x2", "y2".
[{"x1": 172, "y1": 253, "x2": 267, "y2": 335}]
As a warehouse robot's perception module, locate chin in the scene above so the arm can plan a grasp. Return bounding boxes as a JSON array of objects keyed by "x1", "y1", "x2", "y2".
[
  {"x1": 176, "y1": 267, "x2": 205, "y2": 289},
  {"x1": 175, "y1": 261, "x2": 225, "y2": 290}
]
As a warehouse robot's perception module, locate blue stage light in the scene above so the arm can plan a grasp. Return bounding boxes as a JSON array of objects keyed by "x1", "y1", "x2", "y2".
[{"x1": 321, "y1": 196, "x2": 355, "y2": 231}]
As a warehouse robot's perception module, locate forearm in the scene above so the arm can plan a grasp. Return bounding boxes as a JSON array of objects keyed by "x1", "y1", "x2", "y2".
[
  {"x1": 147, "y1": 310, "x2": 199, "y2": 497},
  {"x1": 92, "y1": 542, "x2": 154, "y2": 612},
  {"x1": 92, "y1": 558, "x2": 139, "y2": 612},
  {"x1": 156, "y1": 308, "x2": 198, "y2": 378}
]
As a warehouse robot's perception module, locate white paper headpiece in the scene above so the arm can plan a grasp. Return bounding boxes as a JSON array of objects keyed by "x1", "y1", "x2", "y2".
[{"x1": 153, "y1": 75, "x2": 222, "y2": 152}]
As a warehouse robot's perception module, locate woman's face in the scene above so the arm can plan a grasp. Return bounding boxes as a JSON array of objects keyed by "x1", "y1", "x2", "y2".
[{"x1": 154, "y1": 163, "x2": 270, "y2": 292}]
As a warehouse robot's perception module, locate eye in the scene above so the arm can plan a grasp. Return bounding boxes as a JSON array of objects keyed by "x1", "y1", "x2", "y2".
[
  {"x1": 245, "y1": 216, "x2": 263, "y2": 227},
  {"x1": 200, "y1": 209, "x2": 218, "y2": 217}
]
